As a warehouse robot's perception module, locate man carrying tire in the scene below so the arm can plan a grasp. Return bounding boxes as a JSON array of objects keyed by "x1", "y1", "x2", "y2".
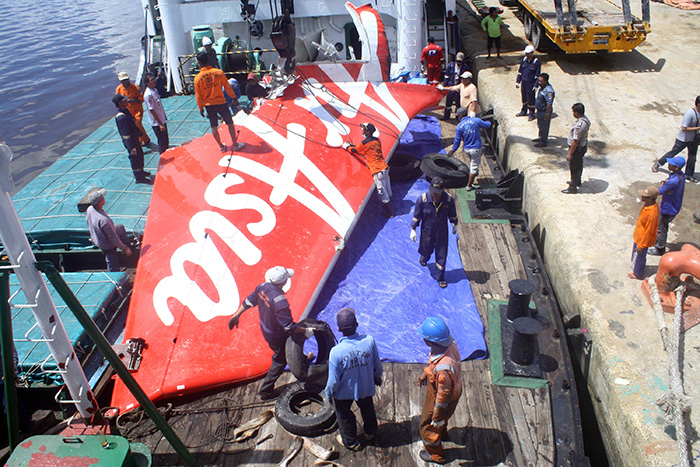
[
  {"x1": 445, "y1": 107, "x2": 492, "y2": 191},
  {"x1": 417, "y1": 317, "x2": 463, "y2": 465},
  {"x1": 343, "y1": 123, "x2": 394, "y2": 217},
  {"x1": 227, "y1": 266, "x2": 313, "y2": 400},
  {"x1": 325, "y1": 308, "x2": 383, "y2": 451},
  {"x1": 410, "y1": 178, "x2": 458, "y2": 288}
]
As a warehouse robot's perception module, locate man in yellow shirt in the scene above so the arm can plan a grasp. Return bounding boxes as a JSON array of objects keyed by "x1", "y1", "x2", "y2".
[
  {"x1": 481, "y1": 8, "x2": 503, "y2": 58},
  {"x1": 194, "y1": 51, "x2": 245, "y2": 152}
]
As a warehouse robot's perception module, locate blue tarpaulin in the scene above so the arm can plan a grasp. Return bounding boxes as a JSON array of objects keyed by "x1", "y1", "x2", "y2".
[{"x1": 310, "y1": 115, "x2": 486, "y2": 363}]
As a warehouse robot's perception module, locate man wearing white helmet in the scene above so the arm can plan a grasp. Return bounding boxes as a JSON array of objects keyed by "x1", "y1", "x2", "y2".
[
  {"x1": 437, "y1": 71, "x2": 481, "y2": 117},
  {"x1": 227, "y1": 266, "x2": 313, "y2": 400},
  {"x1": 515, "y1": 45, "x2": 540, "y2": 121},
  {"x1": 198, "y1": 36, "x2": 219, "y2": 68},
  {"x1": 85, "y1": 187, "x2": 133, "y2": 272}
]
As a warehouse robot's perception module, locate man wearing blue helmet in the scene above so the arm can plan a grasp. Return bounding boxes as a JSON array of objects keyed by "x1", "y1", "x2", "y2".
[
  {"x1": 417, "y1": 317, "x2": 462, "y2": 464},
  {"x1": 649, "y1": 156, "x2": 686, "y2": 256}
]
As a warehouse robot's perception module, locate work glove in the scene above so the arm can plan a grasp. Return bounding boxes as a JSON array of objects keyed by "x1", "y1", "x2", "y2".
[
  {"x1": 515, "y1": 82, "x2": 520, "y2": 89},
  {"x1": 342, "y1": 141, "x2": 350, "y2": 150},
  {"x1": 228, "y1": 315, "x2": 239, "y2": 330},
  {"x1": 304, "y1": 327, "x2": 314, "y2": 339},
  {"x1": 452, "y1": 224, "x2": 458, "y2": 234},
  {"x1": 436, "y1": 85, "x2": 444, "y2": 91},
  {"x1": 410, "y1": 229, "x2": 417, "y2": 242}
]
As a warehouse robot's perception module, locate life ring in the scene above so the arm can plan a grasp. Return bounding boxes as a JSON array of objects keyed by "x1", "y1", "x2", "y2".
[
  {"x1": 285, "y1": 319, "x2": 335, "y2": 385},
  {"x1": 274, "y1": 382, "x2": 336, "y2": 437}
]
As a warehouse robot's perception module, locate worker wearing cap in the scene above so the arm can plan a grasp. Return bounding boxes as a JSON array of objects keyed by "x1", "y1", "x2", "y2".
[
  {"x1": 649, "y1": 156, "x2": 686, "y2": 256},
  {"x1": 116, "y1": 71, "x2": 150, "y2": 146},
  {"x1": 445, "y1": 108, "x2": 492, "y2": 191},
  {"x1": 515, "y1": 45, "x2": 540, "y2": 120},
  {"x1": 417, "y1": 317, "x2": 463, "y2": 465},
  {"x1": 198, "y1": 36, "x2": 219, "y2": 68},
  {"x1": 442, "y1": 52, "x2": 469, "y2": 120},
  {"x1": 421, "y1": 37, "x2": 444, "y2": 85},
  {"x1": 112, "y1": 94, "x2": 152, "y2": 184},
  {"x1": 228, "y1": 266, "x2": 313, "y2": 400},
  {"x1": 410, "y1": 178, "x2": 458, "y2": 288},
  {"x1": 343, "y1": 123, "x2": 394, "y2": 217},
  {"x1": 437, "y1": 71, "x2": 481, "y2": 117},
  {"x1": 85, "y1": 188, "x2": 133, "y2": 272},
  {"x1": 630, "y1": 186, "x2": 659, "y2": 279},
  {"x1": 194, "y1": 51, "x2": 244, "y2": 152},
  {"x1": 325, "y1": 308, "x2": 383, "y2": 451}
]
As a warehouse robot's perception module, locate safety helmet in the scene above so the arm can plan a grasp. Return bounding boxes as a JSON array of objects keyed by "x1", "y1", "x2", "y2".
[{"x1": 418, "y1": 317, "x2": 452, "y2": 345}]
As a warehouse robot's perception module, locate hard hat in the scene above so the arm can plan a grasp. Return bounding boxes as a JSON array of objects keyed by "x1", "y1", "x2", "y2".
[
  {"x1": 418, "y1": 317, "x2": 452, "y2": 345},
  {"x1": 202, "y1": 36, "x2": 213, "y2": 46},
  {"x1": 524, "y1": 45, "x2": 535, "y2": 54},
  {"x1": 667, "y1": 156, "x2": 686, "y2": 169},
  {"x1": 265, "y1": 266, "x2": 294, "y2": 285}
]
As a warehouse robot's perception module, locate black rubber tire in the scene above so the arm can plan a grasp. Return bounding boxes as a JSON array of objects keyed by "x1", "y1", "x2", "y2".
[
  {"x1": 286, "y1": 319, "x2": 335, "y2": 385},
  {"x1": 524, "y1": 14, "x2": 533, "y2": 40},
  {"x1": 420, "y1": 153, "x2": 469, "y2": 188},
  {"x1": 532, "y1": 22, "x2": 543, "y2": 50},
  {"x1": 388, "y1": 153, "x2": 421, "y2": 181},
  {"x1": 274, "y1": 382, "x2": 336, "y2": 437}
]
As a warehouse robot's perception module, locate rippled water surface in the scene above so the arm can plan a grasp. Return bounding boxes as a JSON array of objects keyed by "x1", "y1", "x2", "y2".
[{"x1": 0, "y1": 0, "x2": 143, "y2": 193}]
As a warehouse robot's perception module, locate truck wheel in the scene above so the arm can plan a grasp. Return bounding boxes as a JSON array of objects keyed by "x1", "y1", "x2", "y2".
[
  {"x1": 388, "y1": 153, "x2": 422, "y2": 181},
  {"x1": 523, "y1": 14, "x2": 533, "y2": 40},
  {"x1": 286, "y1": 319, "x2": 335, "y2": 385},
  {"x1": 420, "y1": 154, "x2": 469, "y2": 189},
  {"x1": 274, "y1": 382, "x2": 337, "y2": 437}
]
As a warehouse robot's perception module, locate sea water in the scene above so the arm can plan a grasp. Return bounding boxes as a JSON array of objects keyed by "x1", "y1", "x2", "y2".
[{"x1": 0, "y1": 0, "x2": 142, "y2": 194}]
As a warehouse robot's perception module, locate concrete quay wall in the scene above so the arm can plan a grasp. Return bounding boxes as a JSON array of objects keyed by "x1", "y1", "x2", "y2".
[{"x1": 456, "y1": 1, "x2": 700, "y2": 465}]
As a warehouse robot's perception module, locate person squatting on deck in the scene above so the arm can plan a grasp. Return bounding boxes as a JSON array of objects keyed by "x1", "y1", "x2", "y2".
[
  {"x1": 115, "y1": 72, "x2": 150, "y2": 146},
  {"x1": 438, "y1": 71, "x2": 481, "y2": 118},
  {"x1": 410, "y1": 177, "x2": 458, "y2": 288},
  {"x1": 652, "y1": 96, "x2": 700, "y2": 181},
  {"x1": 112, "y1": 94, "x2": 152, "y2": 184},
  {"x1": 144, "y1": 73, "x2": 169, "y2": 154},
  {"x1": 85, "y1": 188, "x2": 133, "y2": 272},
  {"x1": 533, "y1": 73, "x2": 555, "y2": 148},
  {"x1": 325, "y1": 308, "x2": 382, "y2": 451},
  {"x1": 562, "y1": 103, "x2": 590, "y2": 194},
  {"x1": 421, "y1": 37, "x2": 444, "y2": 85},
  {"x1": 442, "y1": 52, "x2": 469, "y2": 121},
  {"x1": 343, "y1": 123, "x2": 394, "y2": 217},
  {"x1": 515, "y1": 45, "x2": 540, "y2": 120},
  {"x1": 649, "y1": 156, "x2": 685, "y2": 256},
  {"x1": 417, "y1": 317, "x2": 463, "y2": 465},
  {"x1": 227, "y1": 266, "x2": 313, "y2": 400},
  {"x1": 194, "y1": 51, "x2": 245, "y2": 153},
  {"x1": 629, "y1": 186, "x2": 659, "y2": 280},
  {"x1": 446, "y1": 107, "x2": 492, "y2": 191}
]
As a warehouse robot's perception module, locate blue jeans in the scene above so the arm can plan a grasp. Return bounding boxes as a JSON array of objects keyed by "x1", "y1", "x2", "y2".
[
  {"x1": 101, "y1": 224, "x2": 130, "y2": 272},
  {"x1": 536, "y1": 110, "x2": 551, "y2": 143},
  {"x1": 631, "y1": 243, "x2": 648, "y2": 279},
  {"x1": 657, "y1": 138, "x2": 698, "y2": 176},
  {"x1": 654, "y1": 213, "x2": 676, "y2": 251}
]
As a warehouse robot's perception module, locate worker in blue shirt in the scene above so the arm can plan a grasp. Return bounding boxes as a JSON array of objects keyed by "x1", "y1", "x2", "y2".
[
  {"x1": 325, "y1": 308, "x2": 382, "y2": 451},
  {"x1": 446, "y1": 107, "x2": 492, "y2": 190},
  {"x1": 228, "y1": 266, "x2": 313, "y2": 400},
  {"x1": 533, "y1": 73, "x2": 555, "y2": 147},
  {"x1": 515, "y1": 45, "x2": 540, "y2": 120},
  {"x1": 442, "y1": 52, "x2": 469, "y2": 120},
  {"x1": 649, "y1": 156, "x2": 686, "y2": 256},
  {"x1": 410, "y1": 177, "x2": 459, "y2": 288}
]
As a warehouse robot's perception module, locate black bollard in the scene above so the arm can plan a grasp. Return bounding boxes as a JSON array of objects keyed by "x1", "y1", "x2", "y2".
[
  {"x1": 506, "y1": 279, "x2": 536, "y2": 321},
  {"x1": 510, "y1": 317, "x2": 544, "y2": 366}
]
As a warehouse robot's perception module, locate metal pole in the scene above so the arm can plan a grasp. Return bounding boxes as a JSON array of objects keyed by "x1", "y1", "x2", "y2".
[
  {"x1": 35, "y1": 261, "x2": 200, "y2": 467},
  {"x1": 0, "y1": 271, "x2": 20, "y2": 450}
]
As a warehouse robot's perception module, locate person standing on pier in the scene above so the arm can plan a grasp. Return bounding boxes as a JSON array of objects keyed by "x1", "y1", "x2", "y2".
[
  {"x1": 194, "y1": 51, "x2": 245, "y2": 152},
  {"x1": 143, "y1": 73, "x2": 169, "y2": 155},
  {"x1": 410, "y1": 177, "x2": 458, "y2": 288},
  {"x1": 481, "y1": 7, "x2": 503, "y2": 58},
  {"x1": 325, "y1": 308, "x2": 382, "y2": 451},
  {"x1": 342, "y1": 123, "x2": 394, "y2": 217},
  {"x1": 116, "y1": 72, "x2": 150, "y2": 146},
  {"x1": 85, "y1": 188, "x2": 133, "y2": 272},
  {"x1": 421, "y1": 37, "x2": 444, "y2": 85},
  {"x1": 442, "y1": 52, "x2": 469, "y2": 120},
  {"x1": 438, "y1": 71, "x2": 481, "y2": 117},
  {"x1": 533, "y1": 73, "x2": 555, "y2": 148},
  {"x1": 561, "y1": 103, "x2": 590, "y2": 194},
  {"x1": 227, "y1": 266, "x2": 314, "y2": 400},
  {"x1": 113, "y1": 94, "x2": 152, "y2": 184},
  {"x1": 445, "y1": 107, "x2": 492, "y2": 191},
  {"x1": 515, "y1": 45, "x2": 540, "y2": 121},
  {"x1": 417, "y1": 317, "x2": 463, "y2": 465},
  {"x1": 652, "y1": 96, "x2": 700, "y2": 181},
  {"x1": 629, "y1": 186, "x2": 659, "y2": 279},
  {"x1": 649, "y1": 157, "x2": 686, "y2": 256}
]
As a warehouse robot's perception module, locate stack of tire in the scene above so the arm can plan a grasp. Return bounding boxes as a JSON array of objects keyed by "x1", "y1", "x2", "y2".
[{"x1": 420, "y1": 153, "x2": 470, "y2": 188}]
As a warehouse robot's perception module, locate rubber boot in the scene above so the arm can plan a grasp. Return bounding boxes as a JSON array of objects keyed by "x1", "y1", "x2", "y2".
[{"x1": 382, "y1": 202, "x2": 394, "y2": 218}]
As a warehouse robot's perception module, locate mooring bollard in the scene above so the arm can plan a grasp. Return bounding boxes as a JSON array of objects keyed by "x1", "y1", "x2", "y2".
[
  {"x1": 510, "y1": 317, "x2": 544, "y2": 366},
  {"x1": 506, "y1": 279, "x2": 536, "y2": 321}
]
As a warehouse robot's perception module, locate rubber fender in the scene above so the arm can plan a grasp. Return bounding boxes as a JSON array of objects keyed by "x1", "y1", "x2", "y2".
[
  {"x1": 420, "y1": 153, "x2": 469, "y2": 188},
  {"x1": 388, "y1": 153, "x2": 422, "y2": 181},
  {"x1": 274, "y1": 382, "x2": 337, "y2": 437},
  {"x1": 285, "y1": 318, "x2": 335, "y2": 385}
]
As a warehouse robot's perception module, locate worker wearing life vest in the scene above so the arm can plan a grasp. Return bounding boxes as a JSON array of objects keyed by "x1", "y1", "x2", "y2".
[{"x1": 417, "y1": 317, "x2": 463, "y2": 465}]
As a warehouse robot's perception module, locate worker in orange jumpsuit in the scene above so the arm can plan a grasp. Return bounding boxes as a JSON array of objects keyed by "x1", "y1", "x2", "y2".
[
  {"x1": 417, "y1": 316, "x2": 463, "y2": 465},
  {"x1": 420, "y1": 37, "x2": 444, "y2": 85},
  {"x1": 116, "y1": 72, "x2": 150, "y2": 146}
]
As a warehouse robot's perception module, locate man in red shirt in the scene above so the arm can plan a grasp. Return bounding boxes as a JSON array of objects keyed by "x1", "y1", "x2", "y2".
[
  {"x1": 343, "y1": 123, "x2": 394, "y2": 217},
  {"x1": 421, "y1": 37, "x2": 444, "y2": 86}
]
